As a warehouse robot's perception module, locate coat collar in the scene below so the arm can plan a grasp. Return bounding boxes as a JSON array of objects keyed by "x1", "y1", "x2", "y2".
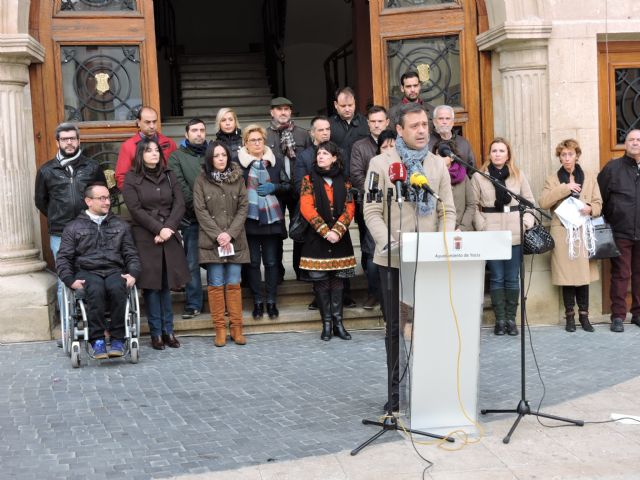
[{"x1": 237, "y1": 146, "x2": 276, "y2": 168}]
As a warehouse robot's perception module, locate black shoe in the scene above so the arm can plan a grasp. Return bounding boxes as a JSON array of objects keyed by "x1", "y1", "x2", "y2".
[
  {"x1": 494, "y1": 321, "x2": 505, "y2": 336},
  {"x1": 182, "y1": 308, "x2": 201, "y2": 319},
  {"x1": 578, "y1": 311, "x2": 594, "y2": 332},
  {"x1": 266, "y1": 302, "x2": 279, "y2": 319},
  {"x1": 611, "y1": 317, "x2": 624, "y2": 332},
  {"x1": 252, "y1": 303, "x2": 264, "y2": 319},
  {"x1": 320, "y1": 321, "x2": 332, "y2": 341},
  {"x1": 308, "y1": 299, "x2": 319, "y2": 310},
  {"x1": 631, "y1": 316, "x2": 640, "y2": 328},
  {"x1": 343, "y1": 295, "x2": 357, "y2": 308},
  {"x1": 506, "y1": 320, "x2": 518, "y2": 336}
]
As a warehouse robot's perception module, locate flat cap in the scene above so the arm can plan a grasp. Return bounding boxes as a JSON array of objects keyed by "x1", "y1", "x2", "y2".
[{"x1": 270, "y1": 97, "x2": 293, "y2": 107}]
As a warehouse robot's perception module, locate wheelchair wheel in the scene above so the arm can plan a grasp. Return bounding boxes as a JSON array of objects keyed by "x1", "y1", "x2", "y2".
[
  {"x1": 130, "y1": 286, "x2": 140, "y2": 338},
  {"x1": 61, "y1": 287, "x2": 74, "y2": 355},
  {"x1": 70, "y1": 341, "x2": 81, "y2": 368},
  {"x1": 129, "y1": 339, "x2": 139, "y2": 364}
]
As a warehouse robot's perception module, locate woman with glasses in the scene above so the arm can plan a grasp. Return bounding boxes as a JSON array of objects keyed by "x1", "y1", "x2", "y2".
[
  {"x1": 122, "y1": 138, "x2": 191, "y2": 350},
  {"x1": 237, "y1": 124, "x2": 289, "y2": 320}
]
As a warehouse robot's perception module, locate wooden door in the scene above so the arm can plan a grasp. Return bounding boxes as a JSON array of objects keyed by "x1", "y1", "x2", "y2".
[
  {"x1": 368, "y1": 0, "x2": 487, "y2": 161},
  {"x1": 29, "y1": 0, "x2": 160, "y2": 266},
  {"x1": 597, "y1": 41, "x2": 640, "y2": 313}
]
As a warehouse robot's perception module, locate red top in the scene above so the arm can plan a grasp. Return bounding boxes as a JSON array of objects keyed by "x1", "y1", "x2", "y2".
[{"x1": 115, "y1": 132, "x2": 177, "y2": 188}]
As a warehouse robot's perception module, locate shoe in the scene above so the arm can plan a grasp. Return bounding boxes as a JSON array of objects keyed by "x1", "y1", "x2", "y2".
[
  {"x1": 565, "y1": 311, "x2": 576, "y2": 332},
  {"x1": 252, "y1": 303, "x2": 264, "y2": 319},
  {"x1": 578, "y1": 311, "x2": 594, "y2": 332},
  {"x1": 108, "y1": 339, "x2": 125, "y2": 357},
  {"x1": 162, "y1": 333, "x2": 181, "y2": 348},
  {"x1": 343, "y1": 295, "x2": 357, "y2": 308},
  {"x1": 494, "y1": 321, "x2": 506, "y2": 336},
  {"x1": 308, "y1": 299, "x2": 319, "y2": 310},
  {"x1": 92, "y1": 339, "x2": 108, "y2": 359},
  {"x1": 631, "y1": 316, "x2": 640, "y2": 328},
  {"x1": 331, "y1": 289, "x2": 351, "y2": 340},
  {"x1": 266, "y1": 302, "x2": 279, "y2": 319},
  {"x1": 506, "y1": 320, "x2": 519, "y2": 336},
  {"x1": 208, "y1": 285, "x2": 227, "y2": 347},
  {"x1": 151, "y1": 335, "x2": 165, "y2": 350},
  {"x1": 363, "y1": 295, "x2": 379, "y2": 310},
  {"x1": 610, "y1": 317, "x2": 624, "y2": 333},
  {"x1": 182, "y1": 308, "x2": 201, "y2": 319},
  {"x1": 227, "y1": 284, "x2": 246, "y2": 345}
]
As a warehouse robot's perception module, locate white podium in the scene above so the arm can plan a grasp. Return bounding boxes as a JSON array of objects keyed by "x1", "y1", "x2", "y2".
[{"x1": 398, "y1": 231, "x2": 512, "y2": 436}]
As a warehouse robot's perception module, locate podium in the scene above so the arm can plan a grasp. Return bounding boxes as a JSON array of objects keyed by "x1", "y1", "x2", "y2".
[{"x1": 399, "y1": 231, "x2": 512, "y2": 436}]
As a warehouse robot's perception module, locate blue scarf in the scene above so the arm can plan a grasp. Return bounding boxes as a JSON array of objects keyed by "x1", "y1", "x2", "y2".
[
  {"x1": 246, "y1": 160, "x2": 283, "y2": 225},
  {"x1": 395, "y1": 137, "x2": 435, "y2": 216}
]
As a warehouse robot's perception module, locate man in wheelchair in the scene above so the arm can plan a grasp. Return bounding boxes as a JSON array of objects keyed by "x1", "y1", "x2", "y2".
[{"x1": 56, "y1": 184, "x2": 141, "y2": 359}]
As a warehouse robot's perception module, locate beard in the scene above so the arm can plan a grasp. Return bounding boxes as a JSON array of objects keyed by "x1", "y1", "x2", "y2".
[
  {"x1": 435, "y1": 125, "x2": 453, "y2": 137},
  {"x1": 59, "y1": 145, "x2": 80, "y2": 158}
]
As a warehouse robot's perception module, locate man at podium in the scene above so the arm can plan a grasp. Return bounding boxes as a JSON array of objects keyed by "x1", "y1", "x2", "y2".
[{"x1": 363, "y1": 103, "x2": 456, "y2": 410}]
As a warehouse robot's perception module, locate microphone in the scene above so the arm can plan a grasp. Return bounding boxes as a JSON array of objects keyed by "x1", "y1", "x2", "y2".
[
  {"x1": 367, "y1": 171, "x2": 380, "y2": 193},
  {"x1": 409, "y1": 172, "x2": 441, "y2": 202},
  {"x1": 388, "y1": 163, "x2": 407, "y2": 203},
  {"x1": 437, "y1": 143, "x2": 464, "y2": 165}
]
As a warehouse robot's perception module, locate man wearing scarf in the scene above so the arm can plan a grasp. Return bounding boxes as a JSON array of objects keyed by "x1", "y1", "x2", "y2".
[
  {"x1": 363, "y1": 103, "x2": 455, "y2": 411},
  {"x1": 168, "y1": 118, "x2": 209, "y2": 319},
  {"x1": 115, "y1": 106, "x2": 177, "y2": 189},
  {"x1": 266, "y1": 97, "x2": 312, "y2": 283},
  {"x1": 35, "y1": 122, "x2": 107, "y2": 313}
]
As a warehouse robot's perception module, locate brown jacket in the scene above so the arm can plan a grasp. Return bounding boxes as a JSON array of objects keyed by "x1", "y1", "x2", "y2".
[
  {"x1": 539, "y1": 171, "x2": 602, "y2": 286},
  {"x1": 471, "y1": 169, "x2": 536, "y2": 245},
  {"x1": 452, "y1": 177, "x2": 476, "y2": 231},
  {"x1": 193, "y1": 164, "x2": 249, "y2": 265},
  {"x1": 122, "y1": 168, "x2": 191, "y2": 290},
  {"x1": 363, "y1": 149, "x2": 456, "y2": 268}
]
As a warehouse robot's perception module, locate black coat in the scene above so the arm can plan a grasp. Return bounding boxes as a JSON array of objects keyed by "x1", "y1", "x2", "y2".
[
  {"x1": 216, "y1": 129, "x2": 243, "y2": 164},
  {"x1": 122, "y1": 168, "x2": 191, "y2": 290},
  {"x1": 56, "y1": 211, "x2": 141, "y2": 287},
  {"x1": 329, "y1": 112, "x2": 370, "y2": 177},
  {"x1": 598, "y1": 154, "x2": 640, "y2": 240},
  {"x1": 34, "y1": 155, "x2": 107, "y2": 235}
]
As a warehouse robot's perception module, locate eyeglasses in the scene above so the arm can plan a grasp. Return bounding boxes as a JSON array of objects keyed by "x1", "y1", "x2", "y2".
[
  {"x1": 91, "y1": 196, "x2": 111, "y2": 202},
  {"x1": 58, "y1": 137, "x2": 78, "y2": 143},
  {"x1": 247, "y1": 138, "x2": 264, "y2": 144}
]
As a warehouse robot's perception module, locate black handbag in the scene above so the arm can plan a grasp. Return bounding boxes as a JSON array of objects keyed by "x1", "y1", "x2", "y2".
[
  {"x1": 288, "y1": 209, "x2": 308, "y2": 242},
  {"x1": 589, "y1": 221, "x2": 620, "y2": 259},
  {"x1": 523, "y1": 217, "x2": 555, "y2": 255}
]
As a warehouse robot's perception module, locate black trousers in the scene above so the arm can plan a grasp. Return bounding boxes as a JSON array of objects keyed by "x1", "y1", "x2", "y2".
[
  {"x1": 76, "y1": 270, "x2": 127, "y2": 341},
  {"x1": 378, "y1": 265, "x2": 399, "y2": 405}
]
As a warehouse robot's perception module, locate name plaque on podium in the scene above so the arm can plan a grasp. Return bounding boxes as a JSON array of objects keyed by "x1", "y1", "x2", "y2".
[{"x1": 399, "y1": 231, "x2": 511, "y2": 435}]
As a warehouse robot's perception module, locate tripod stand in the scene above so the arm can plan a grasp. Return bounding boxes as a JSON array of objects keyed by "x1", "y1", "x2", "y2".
[
  {"x1": 351, "y1": 182, "x2": 454, "y2": 456},
  {"x1": 463, "y1": 161, "x2": 584, "y2": 443}
]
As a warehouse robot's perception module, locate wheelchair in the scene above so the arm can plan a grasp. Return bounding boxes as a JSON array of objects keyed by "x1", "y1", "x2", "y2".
[{"x1": 60, "y1": 284, "x2": 141, "y2": 368}]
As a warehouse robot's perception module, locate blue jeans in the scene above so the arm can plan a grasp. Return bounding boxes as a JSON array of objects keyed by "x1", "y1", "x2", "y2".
[
  {"x1": 206, "y1": 263, "x2": 242, "y2": 287},
  {"x1": 143, "y1": 268, "x2": 174, "y2": 336},
  {"x1": 488, "y1": 245, "x2": 521, "y2": 291},
  {"x1": 182, "y1": 222, "x2": 203, "y2": 311},
  {"x1": 247, "y1": 234, "x2": 279, "y2": 303},
  {"x1": 50, "y1": 235, "x2": 63, "y2": 312}
]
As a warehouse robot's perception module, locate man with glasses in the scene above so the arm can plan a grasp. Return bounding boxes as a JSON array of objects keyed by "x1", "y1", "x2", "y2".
[
  {"x1": 56, "y1": 184, "x2": 140, "y2": 358},
  {"x1": 35, "y1": 122, "x2": 107, "y2": 314}
]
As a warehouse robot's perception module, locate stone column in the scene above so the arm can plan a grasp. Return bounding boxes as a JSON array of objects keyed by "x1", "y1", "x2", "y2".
[{"x1": 0, "y1": 33, "x2": 56, "y2": 342}]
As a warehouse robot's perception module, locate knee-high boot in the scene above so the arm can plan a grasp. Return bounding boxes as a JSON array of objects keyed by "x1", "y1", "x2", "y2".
[
  {"x1": 330, "y1": 287, "x2": 351, "y2": 340},
  {"x1": 490, "y1": 289, "x2": 507, "y2": 335},
  {"x1": 505, "y1": 288, "x2": 520, "y2": 336},
  {"x1": 315, "y1": 287, "x2": 333, "y2": 341},
  {"x1": 226, "y1": 284, "x2": 246, "y2": 345},
  {"x1": 208, "y1": 286, "x2": 227, "y2": 347}
]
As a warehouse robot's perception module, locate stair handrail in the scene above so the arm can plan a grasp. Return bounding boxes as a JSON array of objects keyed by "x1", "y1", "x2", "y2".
[
  {"x1": 153, "y1": 0, "x2": 182, "y2": 117},
  {"x1": 262, "y1": 0, "x2": 287, "y2": 98},
  {"x1": 324, "y1": 39, "x2": 354, "y2": 116}
]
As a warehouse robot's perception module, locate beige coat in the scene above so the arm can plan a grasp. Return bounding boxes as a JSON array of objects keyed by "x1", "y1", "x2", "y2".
[
  {"x1": 453, "y1": 177, "x2": 476, "y2": 231},
  {"x1": 471, "y1": 169, "x2": 536, "y2": 245},
  {"x1": 538, "y1": 171, "x2": 602, "y2": 286},
  {"x1": 363, "y1": 149, "x2": 456, "y2": 268},
  {"x1": 193, "y1": 164, "x2": 249, "y2": 265}
]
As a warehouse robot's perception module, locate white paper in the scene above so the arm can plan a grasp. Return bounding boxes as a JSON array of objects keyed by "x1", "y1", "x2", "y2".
[
  {"x1": 554, "y1": 196, "x2": 587, "y2": 229},
  {"x1": 218, "y1": 244, "x2": 235, "y2": 257}
]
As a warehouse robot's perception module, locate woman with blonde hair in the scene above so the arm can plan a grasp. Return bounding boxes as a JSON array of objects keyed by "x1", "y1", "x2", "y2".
[
  {"x1": 215, "y1": 107, "x2": 242, "y2": 164},
  {"x1": 472, "y1": 137, "x2": 536, "y2": 336},
  {"x1": 539, "y1": 139, "x2": 602, "y2": 332}
]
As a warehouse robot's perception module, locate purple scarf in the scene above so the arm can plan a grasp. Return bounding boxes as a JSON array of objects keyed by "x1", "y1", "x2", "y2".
[{"x1": 448, "y1": 161, "x2": 467, "y2": 185}]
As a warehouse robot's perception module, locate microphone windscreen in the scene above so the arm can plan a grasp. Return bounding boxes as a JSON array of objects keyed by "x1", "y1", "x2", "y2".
[
  {"x1": 437, "y1": 143, "x2": 453, "y2": 157},
  {"x1": 409, "y1": 172, "x2": 428, "y2": 187},
  {"x1": 388, "y1": 162, "x2": 407, "y2": 182}
]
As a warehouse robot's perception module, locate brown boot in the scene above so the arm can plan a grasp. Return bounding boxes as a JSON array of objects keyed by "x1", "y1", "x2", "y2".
[
  {"x1": 226, "y1": 283, "x2": 246, "y2": 345},
  {"x1": 208, "y1": 286, "x2": 227, "y2": 347}
]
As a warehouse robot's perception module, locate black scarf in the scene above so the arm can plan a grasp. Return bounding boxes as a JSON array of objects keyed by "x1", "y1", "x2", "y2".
[
  {"x1": 311, "y1": 162, "x2": 346, "y2": 229},
  {"x1": 143, "y1": 164, "x2": 162, "y2": 177},
  {"x1": 488, "y1": 163, "x2": 512, "y2": 209},
  {"x1": 557, "y1": 163, "x2": 584, "y2": 199},
  {"x1": 185, "y1": 139, "x2": 208, "y2": 156}
]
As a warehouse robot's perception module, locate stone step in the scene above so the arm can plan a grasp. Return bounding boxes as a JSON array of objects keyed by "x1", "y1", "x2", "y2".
[
  {"x1": 181, "y1": 71, "x2": 261, "y2": 81},
  {"x1": 181, "y1": 87, "x2": 272, "y2": 99},
  {"x1": 183, "y1": 105, "x2": 272, "y2": 117},
  {"x1": 179, "y1": 63, "x2": 265, "y2": 73},
  {"x1": 182, "y1": 95, "x2": 273, "y2": 109},
  {"x1": 178, "y1": 53, "x2": 264, "y2": 65},
  {"x1": 181, "y1": 78, "x2": 269, "y2": 89}
]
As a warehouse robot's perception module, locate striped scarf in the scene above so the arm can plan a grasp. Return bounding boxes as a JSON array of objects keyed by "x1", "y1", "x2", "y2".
[{"x1": 246, "y1": 160, "x2": 283, "y2": 225}]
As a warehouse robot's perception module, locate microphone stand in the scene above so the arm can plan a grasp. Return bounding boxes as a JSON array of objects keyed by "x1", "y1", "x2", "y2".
[
  {"x1": 454, "y1": 158, "x2": 584, "y2": 443},
  {"x1": 352, "y1": 183, "x2": 454, "y2": 456}
]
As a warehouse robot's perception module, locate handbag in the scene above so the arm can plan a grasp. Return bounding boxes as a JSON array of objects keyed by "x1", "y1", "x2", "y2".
[
  {"x1": 589, "y1": 219, "x2": 620, "y2": 259},
  {"x1": 523, "y1": 215, "x2": 555, "y2": 255},
  {"x1": 288, "y1": 208, "x2": 308, "y2": 242}
]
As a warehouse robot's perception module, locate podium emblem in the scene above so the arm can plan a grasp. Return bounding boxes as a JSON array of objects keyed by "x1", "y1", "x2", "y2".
[{"x1": 453, "y1": 234, "x2": 463, "y2": 250}]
